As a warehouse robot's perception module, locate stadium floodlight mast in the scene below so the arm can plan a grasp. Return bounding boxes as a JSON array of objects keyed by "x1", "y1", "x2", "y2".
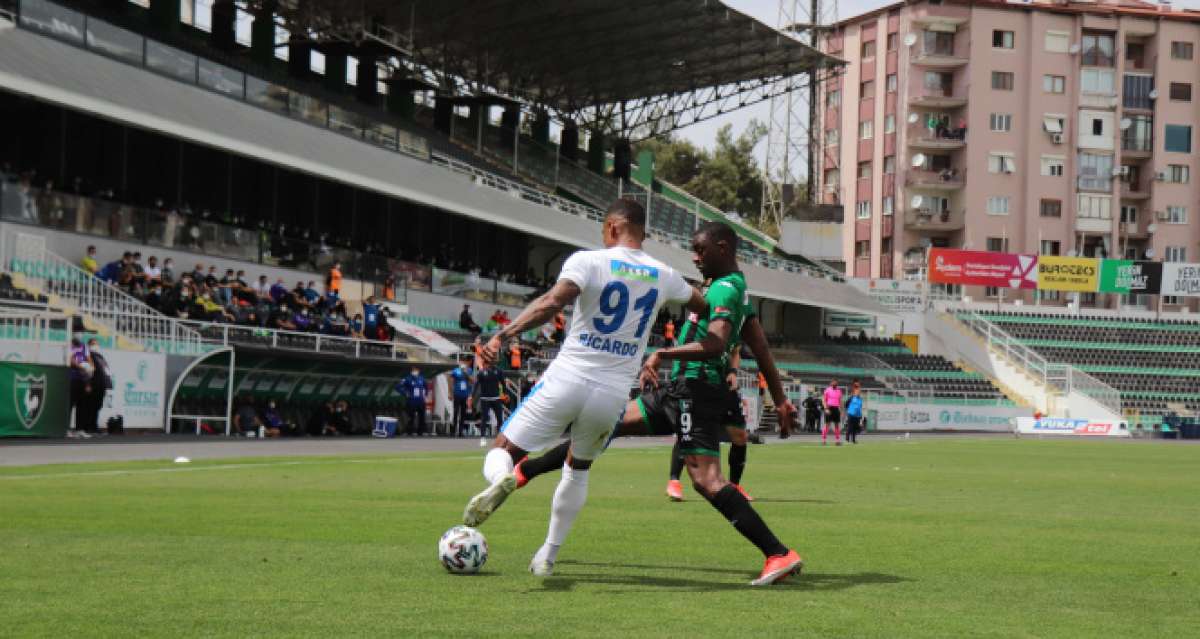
[{"x1": 761, "y1": 0, "x2": 839, "y2": 232}]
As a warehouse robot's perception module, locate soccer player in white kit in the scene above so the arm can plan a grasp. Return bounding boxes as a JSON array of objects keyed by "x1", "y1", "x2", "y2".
[{"x1": 463, "y1": 198, "x2": 704, "y2": 576}]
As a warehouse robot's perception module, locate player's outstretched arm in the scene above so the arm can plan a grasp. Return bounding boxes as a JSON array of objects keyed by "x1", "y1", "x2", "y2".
[
  {"x1": 485, "y1": 280, "x2": 581, "y2": 363},
  {"x1": 639, "y1": 319, "x2": 732, "y2": 387},
  {"x1": 740, "y1": 316, "x2": 796, "y2": 436}
]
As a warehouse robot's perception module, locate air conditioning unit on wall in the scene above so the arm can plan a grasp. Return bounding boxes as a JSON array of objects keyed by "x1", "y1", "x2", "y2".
[{"x1": 1050, "y1": 133, "x2": 1063, "y2": 144}]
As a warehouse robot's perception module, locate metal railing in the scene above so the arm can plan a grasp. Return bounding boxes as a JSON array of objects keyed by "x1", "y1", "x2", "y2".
[
  {"x1": 176, "y1": 319, "x2": 439, "y2": 362},
  {"x1": 0, "y1": 308, "x2": 70, "y2": 344},
  {"x1": 6, "y1": 231, "x2": 205, "y2": 355},
  {"x1": 956, "y1": 310, "x2": 1122, "y2": 415}
]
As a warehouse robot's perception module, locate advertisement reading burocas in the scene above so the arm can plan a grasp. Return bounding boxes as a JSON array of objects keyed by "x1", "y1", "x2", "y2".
[{"x1": 1037, "y1": 256, "x2": 1100, "y2": 292}]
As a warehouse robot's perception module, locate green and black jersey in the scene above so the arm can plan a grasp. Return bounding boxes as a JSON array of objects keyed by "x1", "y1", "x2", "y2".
[{"x1": 671, "y1": 271, "x2": 754, "y2": 385}]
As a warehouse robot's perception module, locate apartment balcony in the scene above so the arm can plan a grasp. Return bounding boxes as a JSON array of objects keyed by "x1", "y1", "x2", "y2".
[
  {"x1": 908, "y1": 91, "x2": 968, "y2": 109},
  {"x1": 911, "y1": 47, "x2": 968, "y2": 68},
  {"x1": 1120, "y1": 180, "x2": 1151, "y2": 201},
  {"x1": 906, "y1": 168, "x2": 965, "y2": 191},
  {"x1": 1120, "y1": 135, "x2": 1153, "y2": 160},
  {"x1": 907, "y1": 125, "x2": 966, "y2": 151},
  {"x1": 1121, "y1": 221, "x2": 1150, "y2": 240},
  {"x1": 904, "y1": 207, "x2": 964, "y2": 231}
]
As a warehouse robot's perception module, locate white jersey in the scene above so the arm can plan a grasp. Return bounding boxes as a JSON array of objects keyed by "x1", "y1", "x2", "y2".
[{"x1": 545, "y1": 246, "x2": 692, "y2": 392}]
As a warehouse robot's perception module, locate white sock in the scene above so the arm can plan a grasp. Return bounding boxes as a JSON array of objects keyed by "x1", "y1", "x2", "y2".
[
  {"x1": 482, "y1": 447, "x2": 514, "y2": 485},
  {"x1": 545, "y1": 464, "x2": 589, "y2": 549},
  {"x1": 533, "y1": 542, "x2": 560, "y2": 566}
]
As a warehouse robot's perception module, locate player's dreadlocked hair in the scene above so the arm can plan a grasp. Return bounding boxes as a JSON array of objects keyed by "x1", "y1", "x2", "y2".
[
  {"x1": 695, "y1": 221, "x2": 740, "y2": 252},
  {"x1": 605, "y1": 198, "x2": 647, "y2": 229}
]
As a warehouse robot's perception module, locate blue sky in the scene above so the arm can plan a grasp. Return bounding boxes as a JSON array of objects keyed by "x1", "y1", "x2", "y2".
[{"x1": 679, "y1": 0, "x2": 1200, "y2": 159}]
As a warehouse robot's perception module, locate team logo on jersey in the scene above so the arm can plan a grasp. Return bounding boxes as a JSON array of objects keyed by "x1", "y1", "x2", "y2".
[
  {"x1": 14, "y1": 374, "x2": 46, "y2": 430},
  {"x1": 610, "y1": 260, "x2": 658, "y2": 282}
]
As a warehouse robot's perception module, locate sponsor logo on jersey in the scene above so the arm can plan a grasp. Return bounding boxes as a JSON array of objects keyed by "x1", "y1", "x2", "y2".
[
  {"x1": 610, "y1": 260, "x2": 658, "y2": 283},
  {"x1": 713, "y1": 306, "x2": 732, "y2": 315}
]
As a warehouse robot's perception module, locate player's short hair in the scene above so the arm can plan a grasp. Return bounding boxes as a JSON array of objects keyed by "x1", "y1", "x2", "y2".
[
  {"x1": 695, "y1": 221, "x2": 740, "y2": 252},
  {"x1": 605, "y1": 198, "x2": 646, "y2": 228}
]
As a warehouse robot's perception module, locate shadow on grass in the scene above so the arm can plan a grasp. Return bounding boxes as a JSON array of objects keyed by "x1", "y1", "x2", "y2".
[{"x1": 528, "y1": 562, "x2": 910, "y2": 593}]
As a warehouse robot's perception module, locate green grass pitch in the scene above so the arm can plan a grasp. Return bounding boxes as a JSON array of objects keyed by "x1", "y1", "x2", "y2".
[{"x1": 1, "y1": 438, "x2": 1198, "y2": 638}]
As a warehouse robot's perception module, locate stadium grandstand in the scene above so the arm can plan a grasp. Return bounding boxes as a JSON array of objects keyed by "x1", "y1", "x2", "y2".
[{"x1": 0, "y1": 0, "x2": 1196, "y2": 441}]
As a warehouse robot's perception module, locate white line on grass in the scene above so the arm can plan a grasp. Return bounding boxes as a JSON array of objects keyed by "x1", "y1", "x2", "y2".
[{"x1": 0, "y1": 455, "x2": 486, "y2": 481}]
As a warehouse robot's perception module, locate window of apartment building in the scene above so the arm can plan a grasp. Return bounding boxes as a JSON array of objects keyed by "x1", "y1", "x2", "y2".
[
  {"x1": 1041, "y1": 156, "x2": 1064, "y2": 177},
  {"x1": 826, "y1": 89, "x2": 841, "y2": 107},
  {"x1": 884, "y1": 114, "x2": 896, "y2": 134},
  {"x1": 1170, "y1": 82, "x2": 1192, "y2": 102},
  {"x1": 988, "y1": 153, "x2": 1016, "y2": 174},
  {"x1": 861, "y1": 80, "x2": 875, "y2": 99},
  {"x1": 1125, "y1": 42, "x2": 1145, "y2": 69},
  {"x1": 858, "y1": 161, "x2": 872, "y2": 179},
  {"x1": 862, "y1": 40, "x2": 876, "y2": 58},
  {"x1": 1171, "y1": 41, "x2": 1194, "y2": 60},
  {"x1": 859, "y1": 120, "x2": 874, "y2": 139},
  {"x1": 991, "y1": 71, "x2": 1014, "y2": 91},
  {"x1": 1043, "y1": 75, "x2": 1065, "y2": 94},
  {"x1": 986, "y1": 237, "x2": 1009, "y2": 252},
  {"x1": 884, "y1": 155, "x2": 896, "y2": 174},
  {"x1": 1077, "y1": 194, "x2": 1112, "y2": 219},
  {"x1": 924, "y1": 71, "x2": 952, "y2": 93},
  {"x1": 1122, "y1": 114, "x2": 1152, "y2": 151},
  {"x1": 1091, "y1": 117, "x2": 1106, "y2": 136},
  {"x1": 1167, "y1": 206, "x2": 1188, "y2": 224},
  {"x1": 923, "y1": 31, "x2": 954, "y2": 56},
  {"x1": 1078, "y1": 153, "x2": 1113, "y2": 190},
  {"x1": 856, "y1": 201, "x2": 872, "y2": 219},
  {"x1": 1167, "y1": 164, "x2": 1190, "y2": 183},
  {"x1": 1165, "y1": 246, "x2": 1187, "y2": 262},
  {"x1": 1040, "y1": 199, "x2": 1062, "y2": 217},
  {"x1": 1040, "y1": 240, "x2": 1061, "y2": 256},
  {"x1": 992, "y1": 30, "x2": 1014, "y2": 49},
  {"x1": 986, "y1": 196, "x2": 1010, "y2": 215},
  {"x1": 1081, "y1": 32, "x2": 1115, "y2": 67},
  {"x1": 1165, "y1": 125, "x2": 1192, "y2": 153},
  {"x1": 1120, "y1": 205, "x2": 1137, "y2": 223},
  {"x1": 1081, "y1": 69, "x2": 1115, "y2": 94},
  {"x1": 1044, "y1": 30, "x2": 1069, "y2": 53},
  {"x1": 990, "y1": 113, "x2": 1012, "y2": 132},
  {"x1": 882, "y1": 196, "x2": 895, "y2": 215},
  {"x1": 886, "y1": 73, "x2": 897, "y2": 93},
  {"x1": 887, "y1": 33, "x2": 898, "y2": 51},
  {"x1": 855, "y1": 240, "x2": 871, "y2": 258},
  {"x1": 1123, "y1": 74, "x2": 1153, "y2": 109},
  {"x1": 826, "y1": 128, "x2": 840, "y2": 146}
]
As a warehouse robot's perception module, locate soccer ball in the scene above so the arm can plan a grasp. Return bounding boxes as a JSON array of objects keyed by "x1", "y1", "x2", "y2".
[{"x1": 439, "y1": 525, "x2": 488, "y2": 574}]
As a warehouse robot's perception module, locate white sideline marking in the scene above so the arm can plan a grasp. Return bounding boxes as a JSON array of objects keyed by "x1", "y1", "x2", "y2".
[{"x1": 0, "y1": 455, "x2": 484, "y2": 481}]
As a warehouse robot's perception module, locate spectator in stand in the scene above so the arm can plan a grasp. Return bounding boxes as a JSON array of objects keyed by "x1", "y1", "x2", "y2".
[
  {"x1": 144, "y1": 281, "x2": 163, "y2": 310},
  {"x1": 292, "y1": 306, "x2": 314, "y2": 332},
  {"x1": 233, "y1": 396, "x2": 263, "y2": 436},
  {"x1": 397, "y1": 367, "x2": 428, "y2": 436},
  {"x1": 81, "y1": 245, "x2": 98, "y2": 274},
  {"x1": 191, "y1": 263, "x2": 206, "y2": 284},
  {"x1": 192, "y1": 290, "x2": 234, "y2": 322},
  {"x1": 664, "y1": 318, "x2": 676, "y2": 346},
  {"x1": 303, "y1": 280, "x2": 321, "y2": 307},
  {"x1": 362, "y1": 295, "x2": 381, "y2": 340},
  {"x1": 449, "y1": 359, "x2": 475, "y2": 437},
  {"x1": 144, "y1": 256, "x2": 162, "y2": 283},
  {"x1": 382, "y1": 274, "x2": 396, "y2": 302},
  {"x1": 508, "y1": 339, "x2": 522, "y2": 371},
  {"x1": 326, "y1": 261, "x2": 343, "y2": 300},
  {"x1": 269, "y1": 303, "x2": 296, "y2": 331},
  {"x1": 131, "y1": 252, "x2": 145, "y2": 281},
  {"x1": 261, "y1": 400, "x2": 292, "y2": 437},
  {"x1": 474, "y1": 361, "x2": 504, "y2": 437},
  {"x1": 218, "y1": 268, "x2": 235, "y2": 304},
  {"x1": 97, "y1": 253, "x2": 126, "y2": 284},
  {"x1": 269, "y1": 278, "x2": 289, "y2": 305},
  {"x1": 255, "y1": 275, "x2": 271, "y2": 301},
  {"x1": 160, "y1": 257, "x2": 175, "y2": 285},
  {"x1": 459, "y1": 304, "x2": 481, "y2": 334},
  {"x1": 348, "y1": 312, "x2": 364, "y2": 338}
]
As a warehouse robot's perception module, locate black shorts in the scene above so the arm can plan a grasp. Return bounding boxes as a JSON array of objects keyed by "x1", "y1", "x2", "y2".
[
  {"x1": 846, "y1": 415, "x2": 863, "y2": 431},
  {"x1": 723, "y1": 387, "x2": 746, "y2": 429},
  {"x1": 825, "y1": 406, "x2": 841, "y2": 424},
  {"x1": 637, "y1": 378, "x2": 726, "y2": 457}
]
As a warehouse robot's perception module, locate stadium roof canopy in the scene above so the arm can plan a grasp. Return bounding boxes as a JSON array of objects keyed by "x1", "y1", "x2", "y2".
[{"x1": 274, "y1": 0, "x2": 844, "y2": 139}]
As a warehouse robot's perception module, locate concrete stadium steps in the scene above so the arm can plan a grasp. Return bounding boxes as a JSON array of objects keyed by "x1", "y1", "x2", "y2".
[{"x1": 3, "y1": 270, "x2": 144, "y2": 352}]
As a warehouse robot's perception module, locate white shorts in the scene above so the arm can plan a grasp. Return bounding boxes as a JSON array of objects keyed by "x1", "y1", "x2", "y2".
[{"x1": 500, "y1": 373, "x2": 627, "y2": 461}]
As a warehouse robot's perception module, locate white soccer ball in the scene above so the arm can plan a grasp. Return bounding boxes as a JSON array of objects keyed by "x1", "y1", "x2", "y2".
[{"x1": 439, "y1": 525, "x2": 488, "y2": 574}]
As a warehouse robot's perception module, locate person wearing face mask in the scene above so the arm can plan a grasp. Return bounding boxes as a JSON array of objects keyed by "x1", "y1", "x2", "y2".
[
  {"x1": 261, "y1": 400, "x2": 292, "y2": 437},
  {"x1": 449, "y1": 358, "x2": 476, "y2": 436},
  {"x1": 397, "y1": 367, "x2": 428, "y2": 436}
]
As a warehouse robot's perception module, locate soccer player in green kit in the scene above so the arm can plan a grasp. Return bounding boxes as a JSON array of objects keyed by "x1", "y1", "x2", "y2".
[{"x1": 481, "y1": 222, "x2": 803, "y2": 585}]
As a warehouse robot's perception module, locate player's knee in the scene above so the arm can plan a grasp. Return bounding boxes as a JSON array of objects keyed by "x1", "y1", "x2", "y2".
[
  {"x1": 727, "y1": 428, "x2": 747, "y2": 445},
  {"x1": 692, "y1": 476, "x2": 725, "y2": 499}
]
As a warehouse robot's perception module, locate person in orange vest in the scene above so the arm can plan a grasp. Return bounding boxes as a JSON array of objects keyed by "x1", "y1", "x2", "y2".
[
  {"x1": 664, "y1": 318, "x2": 676, "y2": 346},
  {"x1": 382, "y1": 274, "x2": 396, "y2": 302},
  {"x1": 325, "y1": 261, "x2": 343, "y2": 300},
  {"x1": 509, "y1": 340, "x2": 522, "y2": 370}
]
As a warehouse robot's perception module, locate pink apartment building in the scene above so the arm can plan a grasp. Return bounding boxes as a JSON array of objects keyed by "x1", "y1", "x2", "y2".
[{"x1": 819, "y1": 0, "x2": 1200, "y2": 310}]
